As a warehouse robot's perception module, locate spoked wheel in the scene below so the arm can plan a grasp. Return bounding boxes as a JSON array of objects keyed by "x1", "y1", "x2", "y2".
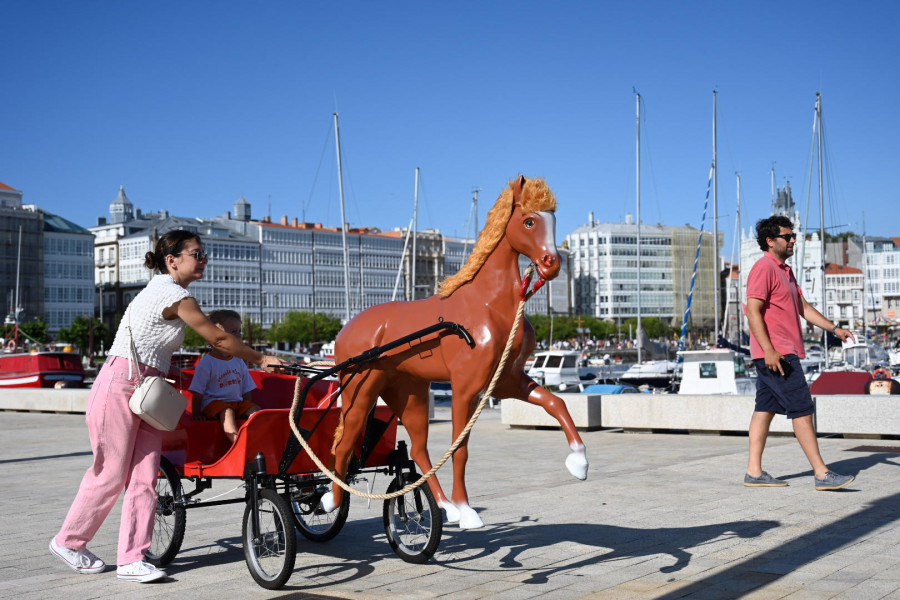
[
  {"x1": 147, "y1": 456, "x2": 186, "y2": 567},
  {"x1": 243, "y1": 488, "x2": 297, "y2": 590},
  {"x1": 285, "y1": 481, "x2": 350, "y2": 543},
  {"x1": 382, "y1": 473, "x2": 442, "y2": 563}
]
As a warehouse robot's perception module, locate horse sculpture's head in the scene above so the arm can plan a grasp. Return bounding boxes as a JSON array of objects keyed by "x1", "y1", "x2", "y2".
[
  {"x1": 438, "y1": 175, "x2": 560, "y2": 297},
  {"x1": 506, "y1": 176, "x2": 561, "y2": 282}
]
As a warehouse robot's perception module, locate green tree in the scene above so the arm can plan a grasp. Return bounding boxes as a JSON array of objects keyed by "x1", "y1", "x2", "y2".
[
  {"x1": 623, "y1": 316, "x2": 675, "y2": 339},
  {"x1": 183, "y1": 318, "x2": 266, "y2": 350},
  {"x1": 583, "y1": 316, "x2": 615, "y2": 340},
  {"x1": 2, "y1": 319, "x2": 51, "y2": 346},
  {"x1": 183, "y1": 326, "x2": 206, "y2": 350},
  {"x1": 21, "y1": 319, "x2": 52, "y2": 344},
  {"x1": 244, "y1": 319, "x2": 265, "y2": 347},
  {"x1": 58, "y1": 316, "x2": 107, "y2": 356},
  {"x1": 269, "y1": 311, "x2": 342, "y2": 347}
]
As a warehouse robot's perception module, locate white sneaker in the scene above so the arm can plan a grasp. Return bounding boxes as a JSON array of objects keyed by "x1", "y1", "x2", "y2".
[
  {"x1": 49, "y1": 537, "x2": 105, "y2": 574},
  {"x1": 116, "y1": 560, "x2": 166, "y2": 583}
]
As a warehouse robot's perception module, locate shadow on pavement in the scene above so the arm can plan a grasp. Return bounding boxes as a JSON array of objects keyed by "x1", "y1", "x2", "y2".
[
  {"x1": 437, "y1": 516, "x2": 780, "y2": 584},
  {"x1": 651, "y1": 490, "x2": 900, "y2": 598}
]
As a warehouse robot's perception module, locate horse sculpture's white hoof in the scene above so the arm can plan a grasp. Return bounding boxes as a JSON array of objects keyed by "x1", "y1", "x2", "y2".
[
  {"x1": 319, "y1": 491, "x2": 339, "y2": 513},
  {"x1": 457, "y1": 503, "x2": 484, "y2": 529},
  {"x1": 439, "y1": 500, "x2": 461, "y2": 523},
  {"x1": 565, "y1": 450, "x2": 589, "y2": 480}
]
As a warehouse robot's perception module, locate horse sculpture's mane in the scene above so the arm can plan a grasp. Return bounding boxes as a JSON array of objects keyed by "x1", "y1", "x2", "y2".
[{"x1": 438, "y1": 176, "x2": 557, "y2": 298}]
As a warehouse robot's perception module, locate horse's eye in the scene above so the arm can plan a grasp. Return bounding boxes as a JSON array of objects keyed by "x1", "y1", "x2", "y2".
[{"x1": 524, "y1": 218, "x2": 535, "y2": 229}]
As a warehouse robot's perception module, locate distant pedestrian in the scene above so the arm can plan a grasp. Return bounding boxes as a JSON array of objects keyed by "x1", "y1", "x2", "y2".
[
  {"x1": 50, "y1": 231, "x2": 285, "y2": 583},
  {"x1": 744, "y1": 215, "x2": 856, "y2": 491}
]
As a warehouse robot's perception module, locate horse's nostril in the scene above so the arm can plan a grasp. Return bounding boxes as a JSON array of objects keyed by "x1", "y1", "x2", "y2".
[{"x1": 542, "y1": 254, "x2": 556, "y2": 267}]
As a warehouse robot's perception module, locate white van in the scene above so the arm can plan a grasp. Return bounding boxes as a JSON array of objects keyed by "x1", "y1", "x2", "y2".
[{"x1": 527, "y1": 350, "x2": 582, "y2": 388}]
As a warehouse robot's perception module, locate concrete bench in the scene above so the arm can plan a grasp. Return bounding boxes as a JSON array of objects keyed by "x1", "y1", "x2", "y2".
[{"x1": 500, "y1": 394, "x2": 602, "y2": 431}]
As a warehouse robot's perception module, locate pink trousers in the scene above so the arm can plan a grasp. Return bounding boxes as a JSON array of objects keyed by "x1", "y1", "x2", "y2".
[{"x1": 56, "y1": 355, "x2": 164, "y2": 565}]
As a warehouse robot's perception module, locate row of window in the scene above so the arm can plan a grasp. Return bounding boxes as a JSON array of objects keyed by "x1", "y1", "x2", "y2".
[
  {"x1": 45, "y1": 263, "x2": 93, "y2": 280},
  {"x1": 46, "y1": 237, "x2": 93, "y2": 257},
  {"x1": 44, "y1": 286, "x2": 94, "y2": 303},
  {"x1": 45, "y1": 309, "x2": 93, "y2": 329}
]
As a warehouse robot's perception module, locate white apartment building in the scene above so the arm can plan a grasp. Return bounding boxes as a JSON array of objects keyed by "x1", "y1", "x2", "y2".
[
  {"x1": 824, "y1": 263, "x2": 864, "y2": 329},
  {"x1": 864, "y1": 236, "x2": 900, "y2": 327},
  {"x1": 566, "y1": 214, "x2": 720, "y2": 330},
  {"x1": 90, "y1": 191, "x2": 577, "y2": 334}
]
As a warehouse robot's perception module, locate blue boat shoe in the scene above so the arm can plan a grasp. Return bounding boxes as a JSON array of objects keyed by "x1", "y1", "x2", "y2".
[
  {"x1": 814, "y1": 471, "x2": 855, "y2": 491},
  {"x1": 743, "y1": 471, "x2": 788, "y2": 487}
]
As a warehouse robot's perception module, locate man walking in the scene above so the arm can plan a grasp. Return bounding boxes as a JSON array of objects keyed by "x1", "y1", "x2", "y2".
[{"x1": 744, "y1": 215, "x2": 856, "y2": 491}]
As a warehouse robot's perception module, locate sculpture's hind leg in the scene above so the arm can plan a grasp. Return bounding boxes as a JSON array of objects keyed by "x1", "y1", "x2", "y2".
[
  {"x1": 446, "y1": 390, "x2": 484, "y2": 529},
  {"x1": 496, "y1": 374, "x2": 588, "y2": 480},
  {"x1": 321, "y1": 371, "x2": 382, "y2": 513},
  {"x1": 380, "y1": 382, "x2": 460, "y2": 524}
]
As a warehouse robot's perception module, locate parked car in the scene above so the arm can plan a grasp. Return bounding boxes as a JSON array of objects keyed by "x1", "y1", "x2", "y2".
[
  {"x1": 580, "y1": 383, "x2": 642, "y2": 394},
  {"x1": 429, "y1": 381, "x2": 452, "y2": 404}
]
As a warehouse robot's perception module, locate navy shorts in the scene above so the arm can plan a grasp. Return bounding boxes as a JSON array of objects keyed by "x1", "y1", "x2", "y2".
[{"x1": 753, "y1": 354, "x2": 815, "y2": 419}]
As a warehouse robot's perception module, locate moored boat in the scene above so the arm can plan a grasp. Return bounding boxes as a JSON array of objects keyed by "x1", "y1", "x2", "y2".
[
  {"x1": 677, "y1": 349, "x2": 755, "y2": 395},
  {"x1": 0, "y1": 351, "x2": 86, "y2": 388},
  {"x1": 619, "y1": 360, "x2": 678, "y2": 389}
]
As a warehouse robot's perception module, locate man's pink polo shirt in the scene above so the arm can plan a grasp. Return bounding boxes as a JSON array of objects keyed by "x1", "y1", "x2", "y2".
[{"x1": 746, "y1": 251, "x2": 806, "y2": 360}]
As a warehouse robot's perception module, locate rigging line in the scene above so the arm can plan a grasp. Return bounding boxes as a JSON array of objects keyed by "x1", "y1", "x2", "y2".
[
  {"x1": 798, "y1": 107, "x2": 817, "y2": 279},
  {"x1": 417, "y1": 170, "x2": 434, "y2": 230},
  {"x1": 679, "y1": 167, "x2": 714, "y2": 352},
  {"x1": 638, "y1": 94, "x2": 663, "y2": 224},
  {"x1": 716, "y1": 99, "x2": 740, "y2": 177},
  {"x1": 820, "y1": 112, "x2": 847, "y2": 236},
  {"x1": 722, "y1": 173, "x2": 741, "y2": 340},
  {"x1": 303, "y1": 120, "x2": 336, "y2": 223}
]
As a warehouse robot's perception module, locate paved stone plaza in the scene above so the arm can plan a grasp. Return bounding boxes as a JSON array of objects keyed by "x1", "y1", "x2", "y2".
[{"x1": 3, "y1": 406, "x2": 900, "y2": 599}]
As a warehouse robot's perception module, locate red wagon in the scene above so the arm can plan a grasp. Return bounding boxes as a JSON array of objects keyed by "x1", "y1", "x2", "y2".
[{"x1": 148, "y1": 321, "x2": 473, "y2": 589}]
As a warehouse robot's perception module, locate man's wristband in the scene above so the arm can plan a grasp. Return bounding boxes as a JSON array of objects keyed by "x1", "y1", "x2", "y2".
[{"x1": 832, "y1": 325, "x2": 839, "y2": 334}]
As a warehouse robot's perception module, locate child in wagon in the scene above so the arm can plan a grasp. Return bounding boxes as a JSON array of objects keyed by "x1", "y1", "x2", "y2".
[{"x1": 189, "y1": 310, "x2": 260, "y2": 442}]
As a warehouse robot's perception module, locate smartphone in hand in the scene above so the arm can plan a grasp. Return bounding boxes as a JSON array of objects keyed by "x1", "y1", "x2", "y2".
[{"x1": 779, "y1": 357, "x2": 794, "y2": 377}]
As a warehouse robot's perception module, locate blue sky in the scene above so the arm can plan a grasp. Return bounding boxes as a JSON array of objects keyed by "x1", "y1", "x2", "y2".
[{"x1": 2, "y1": 1, "x2": 898, "y2": 263}]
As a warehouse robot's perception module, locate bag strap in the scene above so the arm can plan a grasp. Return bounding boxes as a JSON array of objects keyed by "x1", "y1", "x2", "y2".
[{"x1": 126, "y1": 306, "x2": 143, "y2": 383}]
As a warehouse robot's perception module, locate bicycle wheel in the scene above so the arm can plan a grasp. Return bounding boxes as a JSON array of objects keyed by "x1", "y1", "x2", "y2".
[
  {"x1": 147, "y1": 456, "x2": 185, "y2": 567},
  {"x1": 382, "y1": 473, "x2": 442, "y2": 563},
  {"x1": 285, "y1": 482, "x2": 350, "y2": 543},
  {"x1": 242, "y1": 488, "x2": 297, "y2": 590}
]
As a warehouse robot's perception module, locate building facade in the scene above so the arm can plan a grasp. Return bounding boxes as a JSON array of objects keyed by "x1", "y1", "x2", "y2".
[
  {"x1": 824, "y1": 263, "x2": 864, "y2": 329},
  {"x1": 864, "y1": 236, "x2": 900, "y2": 327},
  {"x1": 566, "y1": 215, "x2": 721, "y2": 331},
  {"x1": 1, "y1": 182, "x2": 94, "y2": 334}
]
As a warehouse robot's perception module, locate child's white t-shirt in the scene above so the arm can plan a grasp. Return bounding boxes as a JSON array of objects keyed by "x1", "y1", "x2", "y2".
[{"x1": 189, "y1": 354, "x2": 257, "y2": 410}]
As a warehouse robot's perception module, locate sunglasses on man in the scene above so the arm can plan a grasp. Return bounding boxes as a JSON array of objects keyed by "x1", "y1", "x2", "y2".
[{"x1": 772, "y1": 233, "x2": 797, "y2": 242}]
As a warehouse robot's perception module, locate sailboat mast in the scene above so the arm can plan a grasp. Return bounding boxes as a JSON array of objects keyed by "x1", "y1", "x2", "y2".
[
  {"x1": 861, "y1": 212, "x2": 868, "y2": 347},
  {"x1": 14, "y1": 225, "x2": 22, "y2": 322},
  {"x1": 816, "y1": 93, "x2": 828, "y2": 368},
  {"x1": 412, "y1": 167, "x2": 419, "y2": 300},
  {"x1": 635, "y1": 91, "x2": 642, "y2": 364},
  {"x1": 333, "y1": 112, "x2": 352, "y2": 323},
  {"x1": 736, "y1": 173, "x2": 743, "y2": 346},
  {"x1": 712, "y1": 90, "x2": 720, "y2": 343}
]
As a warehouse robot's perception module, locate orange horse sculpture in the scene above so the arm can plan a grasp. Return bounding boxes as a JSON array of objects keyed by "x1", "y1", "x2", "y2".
[{"x1": 322, "y1": 176, "x2": 588, "y2": 529}]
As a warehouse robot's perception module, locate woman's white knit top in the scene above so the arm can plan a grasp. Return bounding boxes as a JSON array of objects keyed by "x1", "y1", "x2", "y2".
[{"x1": 108, "y1": 274, "x2": 192, "y2": 372}]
